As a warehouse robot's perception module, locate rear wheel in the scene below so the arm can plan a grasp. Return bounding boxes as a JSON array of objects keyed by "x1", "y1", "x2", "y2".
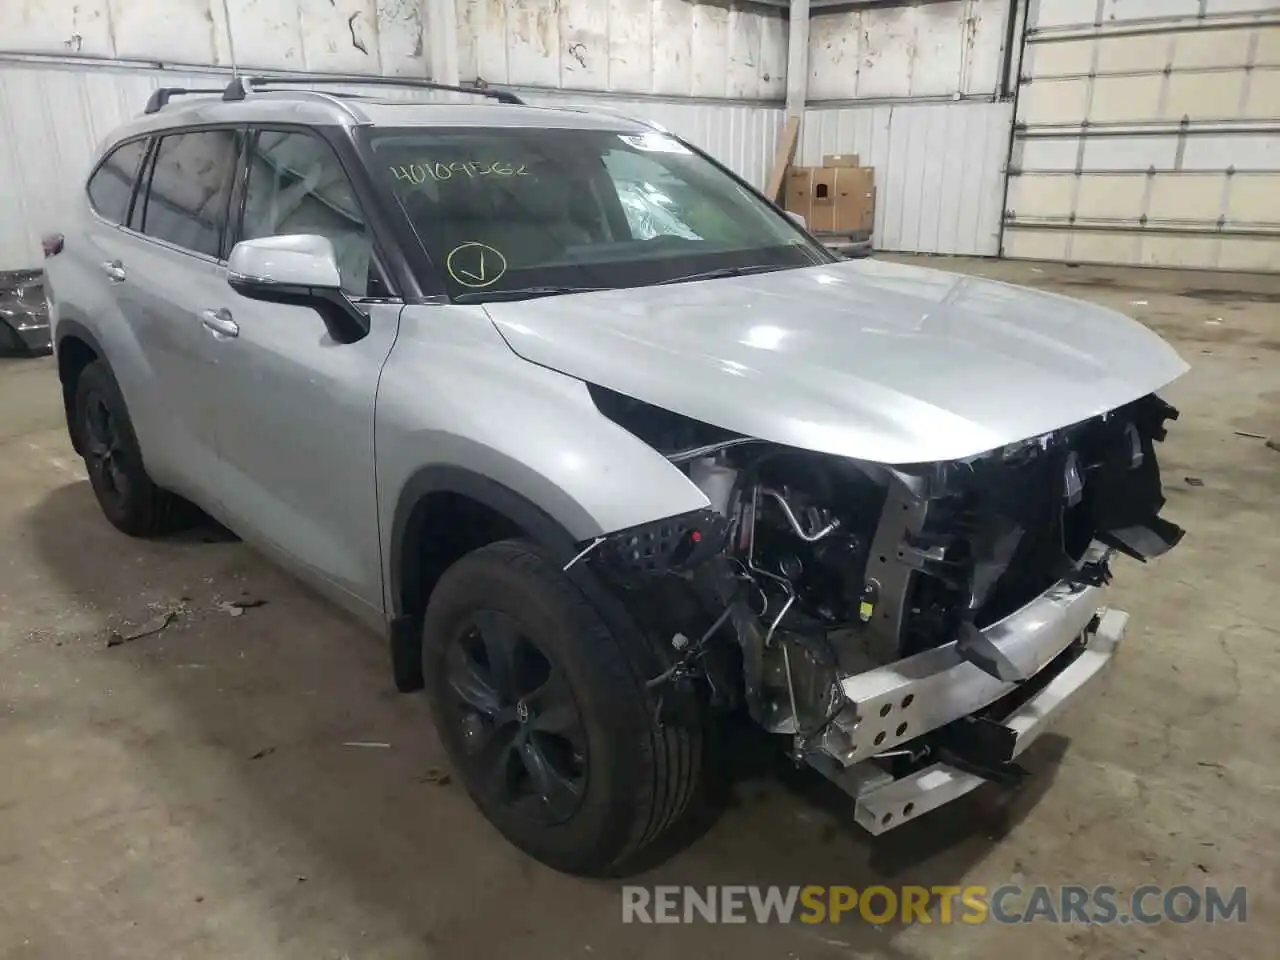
[
  {"x1": 423, "y1": 539, "x2": 703, "y2": 876},
  {"x1": 74, "y1": 360, "x2": 192, "y2": 537}
]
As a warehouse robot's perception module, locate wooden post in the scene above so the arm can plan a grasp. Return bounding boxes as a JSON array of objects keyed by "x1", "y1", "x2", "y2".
[{"x1": 765, "y1": 116, "x2": 800, "y2": 204}]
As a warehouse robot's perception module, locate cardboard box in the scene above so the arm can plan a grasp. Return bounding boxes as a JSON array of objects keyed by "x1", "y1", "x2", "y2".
[
  {"x1": 785, "y1": 166, "x2": 875, "y2": 234},
  {"x1": 807, "y1": 167, "x2": 840, "y2": 232},
  {"x1": 823, "y1": 153, "x2": 861, "y2": 168},
  {"x1": 784, "y1": 167, "x2": 815, "y2": 222},
  {"x1": 832, "y1": 166, "x2": 875, "y2": 234}
]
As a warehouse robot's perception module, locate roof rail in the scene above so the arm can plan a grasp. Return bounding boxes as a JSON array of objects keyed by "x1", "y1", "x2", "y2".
[
  {"x1": 221, "y1": 74, "x2": 524, "y2": 105},
  {"x1": 143, "y1": 86, "x2": 225, "y2": 115},
  {"x1": 551, "y1": 104, "x2": 670, "y2": 133}
]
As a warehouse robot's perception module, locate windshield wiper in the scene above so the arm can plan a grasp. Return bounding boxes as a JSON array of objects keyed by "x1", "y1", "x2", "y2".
[
  {"x1": 653, "y1": 263, "x2": 796, "y2": 286},
  {"x1": 453, "y1": 264, "x2": 795, "y2": 301},
  {"x1": 454, "y1": 285, "x2": 609, "y2": 303}
]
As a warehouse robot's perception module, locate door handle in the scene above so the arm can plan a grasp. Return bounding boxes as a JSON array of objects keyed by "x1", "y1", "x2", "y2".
[
  {"x1": 199, "y1": 308, "x2": 239, "y2": 338},
  {"x1": 101, "y1": 260, "x2": 126, "y2": 282}
]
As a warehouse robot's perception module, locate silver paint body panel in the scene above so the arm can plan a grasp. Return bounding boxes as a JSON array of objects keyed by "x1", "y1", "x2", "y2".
[{"x1": 486, "y1": 256, "x2": 1188, "y2": 465}]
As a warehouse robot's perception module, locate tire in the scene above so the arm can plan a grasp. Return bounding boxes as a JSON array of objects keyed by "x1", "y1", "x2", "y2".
[
  {"x1": 73, "y1": 359, "x2": 192, "y2": 537},
  {"x1": 422, "y1": 539, "x2": 704, "y2": 876}
]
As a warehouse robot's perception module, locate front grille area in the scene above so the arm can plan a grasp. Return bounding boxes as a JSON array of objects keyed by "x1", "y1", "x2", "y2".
[
  {"x1": 898, "y1": 394, "x2": 1182, "y2": 651},
  {"x1": 975, "y1": 485, "x2": 1092, "y2": 628}
]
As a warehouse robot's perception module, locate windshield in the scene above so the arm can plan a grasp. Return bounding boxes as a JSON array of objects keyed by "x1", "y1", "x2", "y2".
[{"x1": 363, "y1": 126, "x2": 831, "y2": 302}]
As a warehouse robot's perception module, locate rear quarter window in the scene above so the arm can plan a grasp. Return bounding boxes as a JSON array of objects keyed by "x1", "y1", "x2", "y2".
[{"x1": 86, "y1": 139, "x2": 149, "y2": 224}]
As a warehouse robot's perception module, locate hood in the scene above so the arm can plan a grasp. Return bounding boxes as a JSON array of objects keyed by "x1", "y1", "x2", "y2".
[{"x1": 484, "y1": 258, "x2": 1189, "y2": 464}]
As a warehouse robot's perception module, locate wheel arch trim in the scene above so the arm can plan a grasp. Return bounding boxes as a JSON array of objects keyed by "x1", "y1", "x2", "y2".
[
  {"x1": 54, "y1": 319, "x2": 109, "y2": 451},
  {"x1": 386, "y1": 464, "x2": 586, "y2": 693},
  {"x1": 387, "y1": 464, "x2": 582, "y2": 622},
  {"x1": 54, "y1": 318, "x2": 107, "y2": 373}
]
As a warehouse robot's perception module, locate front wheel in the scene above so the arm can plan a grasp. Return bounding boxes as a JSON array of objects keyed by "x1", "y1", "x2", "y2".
[{"x1": 422, "y1": 539, "x2": 704, "y2": 876}]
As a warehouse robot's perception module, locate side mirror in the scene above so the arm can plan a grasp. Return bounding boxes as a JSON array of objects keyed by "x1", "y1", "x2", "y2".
[
  {"x1": 786, "y1": 210, "x2": 808, "y2": 231},
  {"x1": 227, "y1": 235, "x2": 369, "y2": 343}
]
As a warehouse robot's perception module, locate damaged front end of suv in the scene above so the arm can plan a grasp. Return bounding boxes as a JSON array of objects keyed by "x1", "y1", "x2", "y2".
[{"x1": 568, "y1": 386, "x2": 1184, "y2": 833}]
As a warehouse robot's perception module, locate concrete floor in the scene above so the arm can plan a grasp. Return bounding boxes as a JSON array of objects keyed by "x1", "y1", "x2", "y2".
[{"x1": 1, "y1": 258, "x2": 1277, "y2": 959}]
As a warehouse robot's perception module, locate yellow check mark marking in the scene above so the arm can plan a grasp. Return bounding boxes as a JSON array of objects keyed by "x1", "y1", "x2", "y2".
[
  {"x1": 456, "y1": 249, "x2": 486, "y2": 282},
  {"x1": 447, "y1": 242, "x2": 506, "y2": 287}
]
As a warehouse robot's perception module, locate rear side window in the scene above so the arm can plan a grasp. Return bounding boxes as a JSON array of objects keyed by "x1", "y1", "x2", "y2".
[
  {"x1": 86, "y1": 139, "x2": 148, "y2": 224},
  {"x1": 137, "y1": 129, "x2": 239, "y2": 257}
]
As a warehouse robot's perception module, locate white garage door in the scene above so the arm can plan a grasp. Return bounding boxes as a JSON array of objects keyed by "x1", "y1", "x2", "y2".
[{"x1": 1004, "y1": 0, "x2": 1280, "y2": 271}]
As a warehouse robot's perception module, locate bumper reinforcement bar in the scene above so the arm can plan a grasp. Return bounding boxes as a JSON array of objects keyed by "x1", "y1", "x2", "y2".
[
  {"x1": 833, "y1": 582, "x2": 1113, "y2": 766},
  {"x1": 852, "y1": 607, "x2": 1129, "y2": 834}
]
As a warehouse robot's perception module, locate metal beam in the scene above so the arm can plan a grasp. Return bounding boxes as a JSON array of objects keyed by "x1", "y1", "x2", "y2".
[
  {"x1": 425, "y1": 0, "x2": 459, "y2": 84},
  {"x1": 786, "y1": 0, "x2": 810, "y2": 119},
  {"x1": 751, "y1": 0, "x2": 965, "y2": 9}
]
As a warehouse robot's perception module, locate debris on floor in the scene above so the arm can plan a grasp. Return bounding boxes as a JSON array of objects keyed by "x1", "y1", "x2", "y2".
[
  {"x1": 106, "y1": 609, "x2": 178, "y2": 647},
  {"x1": 1233, "y1": 430, "x2": 1267, "y2": 440},
  {"x1": 1184, "y1": 476, "x2": 1205, "y2": 487},
  {"x1": 420, "y1": 767, "x2": 452, "y2": 786},
  {"x1": 249, "y1": 746, "x2": 276, "y2": 761},
  {"x1": 216, "y1": 597, "x2": 268, "y2": 617},
  {"x1": 342, "y1": 741, "x2": 391, "y2": 749}
]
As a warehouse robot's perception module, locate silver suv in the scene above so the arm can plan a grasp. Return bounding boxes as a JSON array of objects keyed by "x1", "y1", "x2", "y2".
[{"x1": 44, "y1": 77, "x2": 1188, "y2": 876}]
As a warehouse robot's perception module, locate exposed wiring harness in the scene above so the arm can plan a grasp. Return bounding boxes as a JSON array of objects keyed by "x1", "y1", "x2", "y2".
[{"x1": 645, "y1": 601, "x2": 735, "y2": 690}]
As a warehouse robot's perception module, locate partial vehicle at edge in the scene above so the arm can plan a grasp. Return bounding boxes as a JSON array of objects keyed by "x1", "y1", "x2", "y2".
[{"x1": 0, "y1": 269, "x2": 52, "y2": 356}]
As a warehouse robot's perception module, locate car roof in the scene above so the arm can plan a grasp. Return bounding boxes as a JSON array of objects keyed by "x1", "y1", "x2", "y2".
[{"x1": 104, "y1": 90, "x2": 656, "y2": 148}]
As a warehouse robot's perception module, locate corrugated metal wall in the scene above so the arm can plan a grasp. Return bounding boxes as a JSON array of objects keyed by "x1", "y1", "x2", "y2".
[
  {"x1": 458, "y1": 0, "x2": 788, "y2": 98},
  {"x1": 0, "y1": 60, "x2": 783, "y2": 271},
  {"x1": 801, "y1": 101, "x2": 1013, "y2": 255},
  {"x1": 0, "y1": 0, "x2": 788, "y2": 97},
  {"x1": 1005, "y1": 0, "x2": 1280, "y2": 270},
  {"x1": 808, "y1": 0, "x2": 1011, "y2": 101},
  {"x1": 800, "y1": 1, "x2": 1018, "y2": 257},
  {"x1": 0, "y1": 0, "x2": 430, "y2": 76}
]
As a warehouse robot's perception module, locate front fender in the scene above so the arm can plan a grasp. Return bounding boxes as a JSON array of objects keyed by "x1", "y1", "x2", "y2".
[{"x1": 375, "y1": 304, "x2": 711, "y2": 613}]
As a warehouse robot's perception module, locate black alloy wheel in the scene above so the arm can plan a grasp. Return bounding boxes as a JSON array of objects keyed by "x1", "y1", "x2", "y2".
[
  {"x1": 443, "y1": 609, "x2": 587, "y2": 825},
  {"x1": 422, "y1": 539, "x2": 705, "y2": 876},
  {"x1": 72, "y1": 359, "x2": 192, "y2": 537},
  {"x1": 81, "y1": 389, "x2": 131, "y2": 507}
]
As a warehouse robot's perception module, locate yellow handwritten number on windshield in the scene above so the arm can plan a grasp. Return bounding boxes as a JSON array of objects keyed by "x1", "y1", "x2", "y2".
[
  {"x1": 389, "y1": 162, "x2": 529, "y2": 182},
  {"x1": 446, "y1": 242, "x2": 507, "y2": 289}
]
